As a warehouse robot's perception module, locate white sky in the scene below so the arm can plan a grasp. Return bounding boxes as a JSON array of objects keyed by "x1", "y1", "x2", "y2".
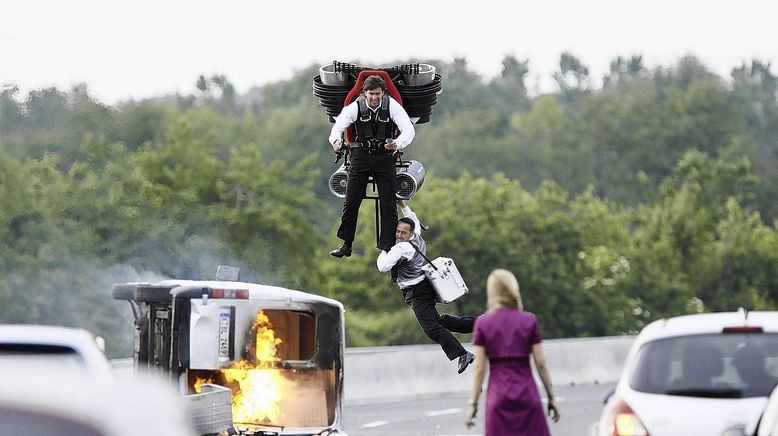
[{"x1": 2, "y1": 0, "x2": 777, "y2": 105}]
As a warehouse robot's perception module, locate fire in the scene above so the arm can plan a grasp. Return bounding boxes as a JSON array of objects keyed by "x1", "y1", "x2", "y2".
[
  {"x1": 223, "y1": 361, "x2": 283, "y2": 424},
  {"x1": 195, "y1": 310, "x2": 284, "y2": 425}
]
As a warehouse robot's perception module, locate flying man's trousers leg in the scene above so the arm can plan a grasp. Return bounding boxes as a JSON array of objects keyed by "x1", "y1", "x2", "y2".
[
  {"x1": 440, "y1": 314, "x2": 475, "y2": 334},
  {"x1": 337, "y1": 151, "x2": 371, "y2": 244},
  {"x1": 371, "y1": 152, "x2": 398, "y2": 251},
  {"x1": 337, "y1": 150, "x2": 397, "y2": 250},
  {"x1": 403, "y1": 279, "x2": 468, "y2": 361}
]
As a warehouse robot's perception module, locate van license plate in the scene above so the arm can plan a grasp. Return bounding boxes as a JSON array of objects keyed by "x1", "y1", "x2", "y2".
[{"x1": 218, "y1": 310, "x2": 230, "y2": 358}]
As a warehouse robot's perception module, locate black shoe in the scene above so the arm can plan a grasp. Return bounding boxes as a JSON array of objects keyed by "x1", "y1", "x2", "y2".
[
  {"x1": 329, "y1": 244, "x2": 352, "y2": 258},
  {"x1": 457, "y1": 351, "x2": 475, "y2": 374}
]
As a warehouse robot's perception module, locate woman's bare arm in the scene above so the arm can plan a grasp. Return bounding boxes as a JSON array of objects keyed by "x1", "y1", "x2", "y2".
[
  {"x1": 464, "y1": 346, "x2": 487, "y2": 428},
  {"x1": 532, "y1": 342, "x2": 560, "y2": 422}
]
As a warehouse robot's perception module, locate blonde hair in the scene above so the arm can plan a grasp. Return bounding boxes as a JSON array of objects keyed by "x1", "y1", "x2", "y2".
[{"x1": 486, "y1": 269, "x2": 523, "y2": 311}]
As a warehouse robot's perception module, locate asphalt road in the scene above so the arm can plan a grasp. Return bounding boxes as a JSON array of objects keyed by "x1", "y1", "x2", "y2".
[{"x1": 342, "y1": 382, "x2": 615, "y2": 436}]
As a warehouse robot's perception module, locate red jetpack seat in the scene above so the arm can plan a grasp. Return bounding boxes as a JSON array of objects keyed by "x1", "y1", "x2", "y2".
[{"x1": 344, "y1": 70, "x2": 403, "y2": 143}]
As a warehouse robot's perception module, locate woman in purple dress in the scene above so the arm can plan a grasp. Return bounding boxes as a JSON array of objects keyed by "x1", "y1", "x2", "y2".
[{"x1": 464, "y1": 269, "x2": 560, "y2": 435}]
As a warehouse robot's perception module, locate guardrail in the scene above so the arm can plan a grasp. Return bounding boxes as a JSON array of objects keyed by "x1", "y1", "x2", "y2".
[
  {"x1": 110, "y1": 335, "x2": 635, "y2": 403},
  {"x1": 343, "y1": 336, "x2": 635, "y2": 403}
]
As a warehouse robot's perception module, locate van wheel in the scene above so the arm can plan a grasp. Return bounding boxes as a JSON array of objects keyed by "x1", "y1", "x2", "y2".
[{"x1": 112, "y1": 284, "x2": 137, "y2": 301}]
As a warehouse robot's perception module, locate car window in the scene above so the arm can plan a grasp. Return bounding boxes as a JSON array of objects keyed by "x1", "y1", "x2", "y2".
[
  {"x1": 0, "y1": 344, "x2": 89, "y2": 373},
  {"x1": 0, "y1": 343, "x2": 84, "y2": 358},
  {"x1": 630, "y1": 333, "x2": 778, "y2": 398}
]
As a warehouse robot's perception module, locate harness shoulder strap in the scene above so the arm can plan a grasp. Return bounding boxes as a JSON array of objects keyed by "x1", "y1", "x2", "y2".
[
  {"x1": 408, "y1": 242, "x2": 438, "y2": 271},
  {"x1": 356, "y1": 95, "x2": 370, "y2": 121},
  {"x1": 354, "y1": 95, "x2": 370, "y2": 141},
  {"x1": 377, "y1": 94, "x2": 391, "y2": 122}
]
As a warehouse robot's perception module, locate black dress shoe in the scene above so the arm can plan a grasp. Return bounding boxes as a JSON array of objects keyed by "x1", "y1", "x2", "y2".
[
  {"x1": 329, "y1": 244, "x2": 352, "y2": 258},
  {"x1": 457, "y1": 351, "x2": 475, "y2": 374}
]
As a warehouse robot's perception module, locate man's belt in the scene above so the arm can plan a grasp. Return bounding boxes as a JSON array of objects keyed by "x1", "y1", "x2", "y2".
[
  {"x1": 348, "y1": 140, "x2": 388, "y2": 152},
  {"x1": 349, "y1": 140, "x2": 394, "y2": 154},
  {"x1": 400, "y1": 277, "x2": 428, "y2": 291}
]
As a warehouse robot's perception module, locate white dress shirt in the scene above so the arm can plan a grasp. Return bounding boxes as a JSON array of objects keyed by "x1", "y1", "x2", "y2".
[
  {"x1": 377, "y1": 206, "x2": 425, "y2": 288},
  {"x1": 329, "y1": 96, "x2": 415, "y2": 149}
]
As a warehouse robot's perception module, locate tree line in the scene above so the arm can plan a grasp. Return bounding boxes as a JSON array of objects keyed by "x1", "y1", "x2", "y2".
[{"x1": 1, "y1": 54, "x2": 778, "y2": 357}]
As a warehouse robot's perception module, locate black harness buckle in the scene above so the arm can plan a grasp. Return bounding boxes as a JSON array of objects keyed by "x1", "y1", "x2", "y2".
[{"x1": 353, "y1": 139, "x2": 388, "y2": 154}]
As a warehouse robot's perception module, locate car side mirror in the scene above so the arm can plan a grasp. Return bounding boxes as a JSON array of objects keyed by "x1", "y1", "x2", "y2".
[{"x1": 603, "y1": 388, "x2": 615, "y2": 405}]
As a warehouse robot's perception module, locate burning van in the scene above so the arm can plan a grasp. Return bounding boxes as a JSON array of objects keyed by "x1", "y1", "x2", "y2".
[{"x1": 112, "y1": 266, "x2": 346, "y2": 436}]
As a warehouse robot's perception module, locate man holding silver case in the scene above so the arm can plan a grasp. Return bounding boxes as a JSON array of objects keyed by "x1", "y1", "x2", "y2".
[{"x1": 377, "y1": 200, "x2": 476, "y2": 374}]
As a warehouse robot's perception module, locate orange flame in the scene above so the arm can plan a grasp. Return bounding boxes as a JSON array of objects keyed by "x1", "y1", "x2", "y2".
[{"x1": 195, "y1": 310, "x2": 284, "y2": 425}]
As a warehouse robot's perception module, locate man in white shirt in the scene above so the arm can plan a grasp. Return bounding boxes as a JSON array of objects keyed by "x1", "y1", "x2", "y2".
[
  {"x1": 328, "y1": 75, "x2": 415, "y2": 258},
  {"x1": 377, "y1": 200, "x2": 476, "y2": 374}
]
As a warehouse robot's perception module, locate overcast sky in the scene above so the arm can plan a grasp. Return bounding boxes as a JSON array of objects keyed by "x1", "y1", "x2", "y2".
[{"x1": 2, "y1": 0, "x2": 777, "y2": 105}]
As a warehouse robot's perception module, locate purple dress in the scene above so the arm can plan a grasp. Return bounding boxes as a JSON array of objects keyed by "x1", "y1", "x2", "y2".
[{"x1": 472, "y1": 308, "x2": 549, "y2": 436}]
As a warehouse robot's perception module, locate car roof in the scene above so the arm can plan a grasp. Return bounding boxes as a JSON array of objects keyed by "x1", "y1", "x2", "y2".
[
  {"x1": 154, "y1": 279, "x2": 345, "y2": 309},
  {"x1": 0, "y1": 324, "x2": 113, "y2": 380},
  {"x1": 636, "y1": 310, "x2": 778, "y2": 344},
  {"x1": 0, "y1": 324, "x2": 99, "y2": 346}
]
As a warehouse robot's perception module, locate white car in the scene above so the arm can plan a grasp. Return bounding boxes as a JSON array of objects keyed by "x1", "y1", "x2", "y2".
[
  {"x1": 599, "y1": 309, "x2": 778, "y2": 436},
  {"x1": 0, "y1": 324, "x2": 195, "y2": 435},
  {"x1": 755, "y1": 385, "x2": 778, "y2": 436},
  {"x1": 0, "y1": 324, "x2": 113, "y2": 381},
  {"x1": 0, "y1": 371, "x2": 195, "y2": 436}
]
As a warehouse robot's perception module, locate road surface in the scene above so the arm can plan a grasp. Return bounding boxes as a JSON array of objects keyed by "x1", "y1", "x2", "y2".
[{"x1": 343, "y1": 381, "x2": 614, "y2": 435}]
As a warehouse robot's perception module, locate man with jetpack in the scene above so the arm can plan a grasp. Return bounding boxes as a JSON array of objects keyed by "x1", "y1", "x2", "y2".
[{"x1": 328, "y1": 75, "x2": 415, "y2": 257}]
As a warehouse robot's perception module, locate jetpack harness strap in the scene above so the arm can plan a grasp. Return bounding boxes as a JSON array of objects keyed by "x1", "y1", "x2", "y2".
[{"x1": 355, "y1": 94, "x2": 395, "y2": 144}]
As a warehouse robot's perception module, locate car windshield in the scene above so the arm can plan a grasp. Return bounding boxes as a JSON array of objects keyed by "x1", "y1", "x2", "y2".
[{"x1": 630, "y1": 333, "x2": 778, "y2": 398}]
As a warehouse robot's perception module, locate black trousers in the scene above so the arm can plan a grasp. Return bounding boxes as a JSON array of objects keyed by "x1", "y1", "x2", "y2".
[
  {"x1": 337, "y1": 148, "x2": 397, "y2": 251},
  {"x1": 402, "y1": 278, "x2": 475, "y2": 360}
]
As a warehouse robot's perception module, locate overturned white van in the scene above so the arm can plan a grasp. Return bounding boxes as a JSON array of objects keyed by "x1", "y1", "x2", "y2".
[{"x1": 112, "y1": 266, "x2": 346, "y2": 436}]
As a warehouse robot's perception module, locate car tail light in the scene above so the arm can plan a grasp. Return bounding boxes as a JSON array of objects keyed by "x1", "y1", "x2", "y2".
[
  {"x1": 723, "y1": 326, "x2": 763, "y2": 333},
  {"x1": 210, "y1": 288, "x2": 249, "y2": 299},
  {"x1": 602, "y1": 397, "x2": 649, "y2": 436}
]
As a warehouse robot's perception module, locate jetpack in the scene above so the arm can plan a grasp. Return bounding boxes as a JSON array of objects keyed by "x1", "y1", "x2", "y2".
[{"x1": 312, "y1": 61, "x2": 442, "y2": 246}]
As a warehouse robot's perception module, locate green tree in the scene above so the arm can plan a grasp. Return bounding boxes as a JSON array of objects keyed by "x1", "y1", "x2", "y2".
[
  {"x1": 0, "y1": 85, "x2": 23, "y2": 134},
  {"x1": 624, "y1": 151, "x2": 765, "y2": 318},
  {"x1": 553, "y1": 52, "x2": 591, "y2": 105}
]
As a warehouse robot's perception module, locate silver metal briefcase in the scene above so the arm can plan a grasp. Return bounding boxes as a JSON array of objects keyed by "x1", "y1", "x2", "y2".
[{"x1": 421, "y1": 257, "x2": 469, "y2": 304}]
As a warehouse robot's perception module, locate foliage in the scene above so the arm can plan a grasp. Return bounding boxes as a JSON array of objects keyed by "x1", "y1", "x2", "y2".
[{"x1": 2, "y1": 54, "x2": 778, "y2": 354}]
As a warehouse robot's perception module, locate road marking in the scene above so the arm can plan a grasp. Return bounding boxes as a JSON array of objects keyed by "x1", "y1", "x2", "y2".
[
  {"x1": 425, "y1": 408, "x2": 462, "y2": 417},
  {"x1": 361, "y1": 420, "x2": 389, "y2": 428},
  {"x1": 541, "y1": 396, "x2": 565, "y2": 402}
]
